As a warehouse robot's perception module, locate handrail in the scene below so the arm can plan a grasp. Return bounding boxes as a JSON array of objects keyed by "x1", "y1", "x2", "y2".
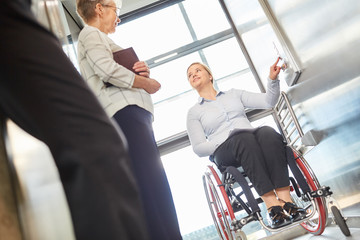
[{"x1": 274, "y1": 91, "x2": 304, "y2": 149}]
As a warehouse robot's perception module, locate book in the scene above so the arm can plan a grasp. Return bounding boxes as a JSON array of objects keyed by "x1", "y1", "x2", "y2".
[
  {"x1": 113, "y1": 47, "x2": 139, "y2": 73},
  {"x1": 105, "y1": 47, "x2": 139, "y2": 87}
]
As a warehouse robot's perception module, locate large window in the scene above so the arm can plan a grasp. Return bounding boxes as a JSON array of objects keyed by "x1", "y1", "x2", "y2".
[
  {"x1": 110, "y1": 0, "x2": 260, "y2": 141},
  {"x1": 30, "y1": 0, "x2": 289, "y2": 238},
  {"x1": 107, "y1": 0, "x2": 280, "y2": 237}
]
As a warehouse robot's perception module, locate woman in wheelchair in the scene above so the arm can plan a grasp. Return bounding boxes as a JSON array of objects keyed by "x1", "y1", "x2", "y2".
[{"x1": 186, "y1": 59, "x2": 306, "y2": 228}]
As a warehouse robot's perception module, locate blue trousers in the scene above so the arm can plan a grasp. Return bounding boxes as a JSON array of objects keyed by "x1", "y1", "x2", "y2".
[{"x1": 113, "y1": 106, "x2": 182, "y2": 240}]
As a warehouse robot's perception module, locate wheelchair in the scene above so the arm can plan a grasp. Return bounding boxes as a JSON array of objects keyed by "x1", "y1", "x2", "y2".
[{"x1": 202, "y1": 92, "x2": 350, "y2": 240}]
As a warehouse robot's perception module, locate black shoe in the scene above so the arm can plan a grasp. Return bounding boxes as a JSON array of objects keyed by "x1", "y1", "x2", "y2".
[
  {"x1": 283, "y1": 202, "x2": 307, "y2": 222},
  {"x1": 268, "y1": 206, "x2": 291, "y2": 229}
]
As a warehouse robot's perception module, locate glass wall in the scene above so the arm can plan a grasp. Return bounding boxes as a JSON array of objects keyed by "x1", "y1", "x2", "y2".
[
  {"x1": 55, "y1": 0, "x2": 286, "y2": 237},
  {"x1": 110, "y1": 0, "x2": 261, "y2": 141},
  {"x1": 107, "y1": 0, "x2": 281, "y2": 237}
]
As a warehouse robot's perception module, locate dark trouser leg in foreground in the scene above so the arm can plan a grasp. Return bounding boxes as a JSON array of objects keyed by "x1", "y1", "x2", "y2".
[{"x1": 0, "y1": 1, "x2": 149, "y2": 239}]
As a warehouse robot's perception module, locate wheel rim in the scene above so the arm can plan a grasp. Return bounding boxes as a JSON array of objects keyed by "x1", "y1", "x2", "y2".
[
  {"x1": 203, "y1": 166, "x2": 236, "y2": 239},
  {"x1": 292, "y1": 150, "x2": 327, "y2": 235}
]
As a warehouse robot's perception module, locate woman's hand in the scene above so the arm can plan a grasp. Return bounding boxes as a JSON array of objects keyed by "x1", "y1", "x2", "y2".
[
  {"x1": 133, "y1": 61, "x2": 150, "y2": 78},
  {"x1": 132, "y1": 61, "x2": 160, "y2": 94},
  {"x1": 144, "y1": 78, "x2": 161, "y2": 94},
  {"x1": 133, "y1": 75, "x2": 161, "y2": 94},
  {"x1": 269, "y1": 57, "x2": 282, "y2": 80}
]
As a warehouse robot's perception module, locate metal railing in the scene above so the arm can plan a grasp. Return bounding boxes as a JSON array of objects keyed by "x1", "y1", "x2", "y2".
[{"x1": 274, "y1": 91, "x2": 304, "y2": 150}]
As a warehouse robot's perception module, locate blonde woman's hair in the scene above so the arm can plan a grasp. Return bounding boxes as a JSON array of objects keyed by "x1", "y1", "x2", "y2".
[
  {"x1": 76, "y1": 0, "x2": 121, "y2": 23},
  {"x1": 187, "y1": 62, "x2": 214, "y2": 83}
]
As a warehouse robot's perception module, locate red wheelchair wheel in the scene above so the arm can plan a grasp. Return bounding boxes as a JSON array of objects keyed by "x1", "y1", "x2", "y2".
[
  {"x1": 292, "y1": 148, "x2": 328, "y2": 235},
  {"x1": 203, "y1": 165, "x2": 236, "y2": 240}
]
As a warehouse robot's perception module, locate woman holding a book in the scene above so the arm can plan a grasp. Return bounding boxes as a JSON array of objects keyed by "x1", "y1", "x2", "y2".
[{"x1": 76, "y1": 1, "x2": 182, "y2": 239}]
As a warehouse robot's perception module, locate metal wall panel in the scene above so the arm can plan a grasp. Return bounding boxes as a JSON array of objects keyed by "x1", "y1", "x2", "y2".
[
  {"x1": 265, "y1": 0, "x2": 360, "y2": 211},
  {"x1": 220, "y1": 0, "x2": 360, "y2": 214}
]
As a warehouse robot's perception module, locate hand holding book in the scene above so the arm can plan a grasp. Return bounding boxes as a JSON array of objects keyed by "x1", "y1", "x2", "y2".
[
  {"x1": 113, "y1": 47, "x2": 149, "y2": 76},
  {"x1": 112, "y1": 47, "x2": 161, "y2": 94},
  {"x1": 133, "y1": 61, "x2": 150, "y2": 78}
]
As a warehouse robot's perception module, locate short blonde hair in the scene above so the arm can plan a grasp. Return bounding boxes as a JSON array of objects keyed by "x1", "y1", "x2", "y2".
[
  {"x1": 76, "y1": 0, "x2": 121, "y2": 23},
  {"x1": 187, "y1": 62, "x2": 214, "y2": 83}
]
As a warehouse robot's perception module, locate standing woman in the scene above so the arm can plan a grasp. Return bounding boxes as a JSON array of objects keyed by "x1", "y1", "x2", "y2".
[
  {"x1": 76, "y1": 0, "x2": 182, "y2": 239},
  {"x1": 186, "y1": 60, "x2": 306, "y2": 228}
]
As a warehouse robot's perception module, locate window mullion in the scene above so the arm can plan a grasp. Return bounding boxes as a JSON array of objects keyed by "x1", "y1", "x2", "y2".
[{"x1": 147, "y1": 29, "x2": 234, "y2": 68}]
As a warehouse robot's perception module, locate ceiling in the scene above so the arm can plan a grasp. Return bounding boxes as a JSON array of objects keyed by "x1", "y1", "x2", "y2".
[
  {"x1": 61, "y1": 0, "x2": 182, "y2": 31},
  {"x1": 120, "y1": 0, "x2": 163, "y2": 15}
]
